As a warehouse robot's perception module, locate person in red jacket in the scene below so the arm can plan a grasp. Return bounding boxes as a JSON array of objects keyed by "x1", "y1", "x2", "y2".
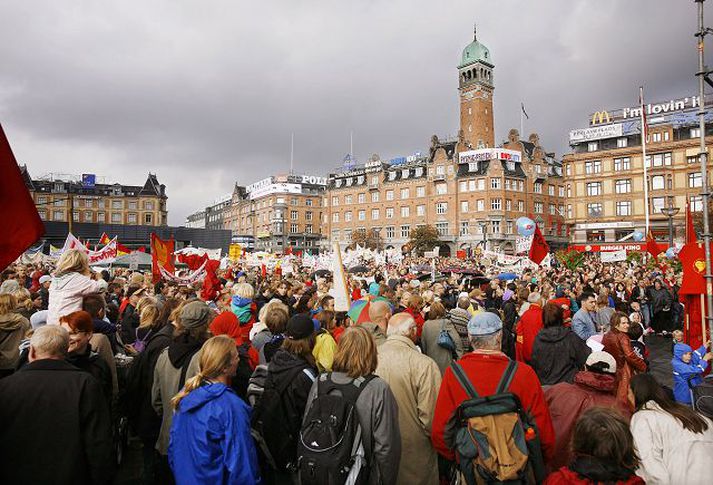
[
  {"x1": 544, "y1": 407, "x2": 643, "y2": 484},
  {"x1": 516, "y1": 292, "x2": 544, "y2": 364},
  {"x1": 431, "y1": 311, "x2": 555, "y2": 464},
  {"x1": 543, "y1": 351, "x2": 632, "y2": 472},
  {"x1": 405, "y1": 294, "x2": 426, "y2": 339}
]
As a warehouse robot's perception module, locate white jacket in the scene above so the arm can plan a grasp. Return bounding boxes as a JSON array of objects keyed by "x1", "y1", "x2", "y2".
[
  {"x1": 630, "y1": 400, "x2": 713, "y2": 484},
  {"x1": 47, "y1": 272, "x2": 104, "y2": 326}
]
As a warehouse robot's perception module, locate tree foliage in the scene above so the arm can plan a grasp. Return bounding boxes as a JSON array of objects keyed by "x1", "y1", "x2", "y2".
[
  {"x1": 555, "y1": 248, "x2": 585, "y2": 270},
  {"x1": 408, "y1": 225, "x2": 441, "y2": 256},
  {"x1": 347, "y1": 228, "x2": 382, "y2": 251}
]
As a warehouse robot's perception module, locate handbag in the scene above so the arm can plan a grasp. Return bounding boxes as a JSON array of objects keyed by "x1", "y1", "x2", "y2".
[{"x1": 437, "y1": 320, "x2": 456, "y2": 351}]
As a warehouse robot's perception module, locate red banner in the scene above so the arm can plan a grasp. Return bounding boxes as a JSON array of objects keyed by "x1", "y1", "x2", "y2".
[
  {"x1": 568, "y1": 242, "x2": 670, "y2": 253},
  {"x1": 151, "y1": 234, "x2": 175, "y2": 284}
]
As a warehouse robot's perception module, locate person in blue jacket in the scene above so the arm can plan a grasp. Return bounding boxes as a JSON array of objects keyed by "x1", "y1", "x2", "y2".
[
  {"x1": 671, "y1": 341, "x2": 712, "y2": 405},
  {"x1": 169, "y1": 335, "x2": 261, "y2": 485}
]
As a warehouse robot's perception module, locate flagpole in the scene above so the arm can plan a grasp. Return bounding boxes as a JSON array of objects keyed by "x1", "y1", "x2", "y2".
[
  {"x1": 520, "y1": 104, "x2": 524, "y2": 136},
  {"x1": 640, "y1": 86, "x2": 650, "y2": 235}
]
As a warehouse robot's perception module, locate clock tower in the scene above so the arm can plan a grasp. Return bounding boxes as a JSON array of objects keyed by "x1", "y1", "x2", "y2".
[{"x1": 458, "y1": 26, "x2": 495, "y2": 148}]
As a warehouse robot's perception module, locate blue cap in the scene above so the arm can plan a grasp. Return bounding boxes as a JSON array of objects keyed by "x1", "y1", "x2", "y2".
[
  {"x1": 467, "y1": 312, "x2": 503, "y2": 336},
  {"x1": 369, "y1": 282, "x2": 380, "y2": 296}
]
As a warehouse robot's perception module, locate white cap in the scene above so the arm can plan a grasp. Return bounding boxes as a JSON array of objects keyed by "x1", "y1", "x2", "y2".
[
  {"x1": 39, "y1": 275, "x2": 52, "y2": 284},
  {"x1": 585, "y1": 351, "x2": 617, "y2": 374}
]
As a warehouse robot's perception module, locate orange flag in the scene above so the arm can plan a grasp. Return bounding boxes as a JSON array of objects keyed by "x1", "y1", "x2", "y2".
[{"x1": 150, "y1": 234, "x2": 175, "y2": 283}]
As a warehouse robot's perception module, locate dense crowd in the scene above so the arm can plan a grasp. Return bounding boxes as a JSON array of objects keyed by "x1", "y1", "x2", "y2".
[{"x1": 0, "y1": 248, "x2": 712, "y2": 485}]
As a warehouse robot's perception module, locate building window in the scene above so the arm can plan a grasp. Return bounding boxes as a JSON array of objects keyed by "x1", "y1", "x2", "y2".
[
  {"x1": 355, "y1": 193, "x2": 363, "y2": 203},
  {"x1": 383, "y1": 226, "x2": 393, "y2": 239},
  {"x1": 587, "y1": 142, "x2": 598, "y2": 152},
  {"x1": 436, "y1": 222, "x2": 448, "y2": 236},
  {"x1": 290, "y1": 223, "x2": 298, "y2": 233},
  {"x1": 505, "y1": 199, "x2": 512, "y2": 211},
  {"x1": 358, "y1": 210, "x2": 365, "y2": 221},
  {"x1": 417, "y1": 205, "x2": 425, "y2": 216},
  {"x1": 689, "y1": 172, "x2": 703, "y2": 188},
  {"x1": 344, "y1": 211, "x2": 352, "y2": 222},
  {"x1": 84, "y1": 211, "x2": 92, "y2": 222},
  {"x1": 534, "y1": 182, "x2": 543, "y2": 194},
  {"x1": 461, "y1": 201, "x2": 468, "y2": 213},
  {"x1": 128, "y1": 201, "x2": 137, "y2": 210},
  {"x1": 586, "y1": 182, "x2": 602, "y2": 196},
  {"x1": 506, "y1": 221, "x2": 513, "y2": 234},
  {"x1": 416, "y1": 186, "x2": 425, "y2": 197},
  {"x1": 370, "y1": 176, "x2": 379, "y2": 186},
  {"x1": 614, "y1": 157, "x2": 630, "y2": 171},
  {"x1": 459, "y1": 181, "x2": 467, "y2": 192},
  {"x1": 436, "y1": 165, "x2": 445, "y2": 175},
  {"x1": 357, "y1": 176, "x2": 364, "y2": 185},
  {"x1": 688, "y1": 155, "x2": 701, "y2": 164},
  {"x1": 478, "y1": 179, "x2": 485, "y2": 191},
  {"x1": 615, "y1": 179, "x2": 631, "y2": 194},
  {"x1": 401, "y1": 188, "x2": 409, "y2": 199},
  {"x1": 651, "y1": 132, "x2": 662, "y2": 143},
  {"x1": 345, "y1": 178, "x2": 353, "y2": 187},
  {"x1": 37, "y1": 210, "x2": 46, "y2": 220},
  {"x1": 652, "y1": 197, "x2": 666, "y2": 214},
  {"x1": 534, "y1": 202, "x2": 543, "y2": 214},
  {"x1": 111, "y1": 213, "x2": 122, "y2": 223},
  {"x1": 548, "y1": 185, "x2": 555, "y2": 196},
  {"x1": 436, "y1": 184, "x2": 447, "y2": 195},
  {"x1": 401, "y1": 169, "x2": 409, "y2": 179},
  {"x1": 469, "y1": 180, "x2": 477, "y2": 191},
  {"x1": 97, "y1": 212, "x2": 105, "y2": 223},
  {"x1": 491, "y1": 220, "x2": 501, "y2": 234},
  {"x1": 144, "y1": 213, "x2": 152, "y2": 224},
  {"x1": 388, "y1": 172, "x2": 396, "y2": 181},
  {"x1": 645, "y1": 152, "x2": 672, "y2": 167},
  {"x1": 401, "y1": 206, "x2": 410, "y2": 217},
  {"x1": 305, "y1": 198, "x2": 313, "y2": 206},
  {"x1": 691, "y1": 127, "x2": 702, "y2": 138},
  {"x1": 50, "y1": 199, "x2": 63, "y2": 207},
  {"x1": 400, "y1": 225, "x2": 411, "y2": 238},
  {"x1": 53, "y1": 210, "x2": 63, "y2": 221},
  {"x1": 478, "y1": 200, "x2": 485, "y2": 212},
  {"x1": 651, "y1": 175, "x2": 665, "y2": 190},
  {"x1": 112, "y1": 200, "x2": 123, "y2": 210},
  {"x1": 386, "y1": 190, "x2": 394, "y2": 201},
  {"x1": 128, "y1": 213, "x2": 137, "y2": 224},
  {"x1": 566, "y1": 164, "x2": 571, "y2": 177},
  {"x1": 331, "y1": 196, "x2": 339, "y2": 206},
  {"x1": 617, "y1": 137, "x2": 628, "y2": 148},
  {"x1": 585, "y1": 160, "x2": 601, "y2": 174},
  {"x1": 305, "y1": 211, "x2": 313, "y2": 221},
  {"x1": 558, "y1": 186, "x2": 565, "y2": 197},
  {"x1": 587, "y1": 203, "x2": 603, "y2": 218},
  {"x1": 691, "y1": 195, "x2": 704, "y2": 212},
  {"x1": 386, "y1": 207, "x2": 394, "y2": 219},
  {"x1": 616, "y1": 201, "x2": 632, "y2": 216},
  {"x1": 37, "y1": 196, "x2": 47, "y2": 205},
  {"x1": 491, "y1": 199, "x2": 502, "y2": 210},
  {"x1": 460, "y1": 221, "x2": 469, "y2": 236},
  {"x1": 468, "y1": 162, "x2": 478, "y2": 172},
  {"x1": 332, "y1": 213, "x2": 339, "y2": 223},
  {"x1": 436, "y1": 202, "x2": 447, "y2": 215},
  {"x1": 345, "y1": 195, "x2": 353, "y2": 205},
  {"x1": 490, "y1": 178, "x2": 501, "y2": 189},
  {"x1": 549, "y1": 204, "x2": 556, "y2": 215},
  {"x1": 371, "y1": 192, "x2": 379, "y2": 202}
]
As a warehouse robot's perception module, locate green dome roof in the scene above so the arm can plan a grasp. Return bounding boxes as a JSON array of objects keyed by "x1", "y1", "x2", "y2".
[{"x1": 459, "y1": 38, "x2": 492, "y2": 68}]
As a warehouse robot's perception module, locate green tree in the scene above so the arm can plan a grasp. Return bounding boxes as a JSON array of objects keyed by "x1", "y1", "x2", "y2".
[
  {"x1": 348, "y1": 228, "x2": 382, "y2": 251},
  {"x1": 408, "y1": 225, "x2": 441, "y2": 256},
  {"x1": 555, "y1": 248, "x2": 585, "y2": 270}
]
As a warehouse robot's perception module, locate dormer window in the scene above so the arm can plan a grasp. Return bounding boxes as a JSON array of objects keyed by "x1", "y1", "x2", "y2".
[
  {"x1": 357, "y1": 175, "x2": 364, "y2": 184},
  {"x1": 506, "y1": 161, "x2": 515, "y2": 171},
  {"x1": 402, "y1": 169, "x2": 409, "y2": 179},
  {"x1": 415, "y1": 167, "x2": 423, "y2": 177},
  {"x1": 469, "y1": 162, "x2": 478, "y2": 172},
  {"x1": 335, "y1": 179, "x2": 342, "y2": 188},
  {"x1": 388, "y1": 172, "x2": 396, "y2": 181},
  {"x1": 345, "y1": 178, "x2": 352, "y2": 187}
]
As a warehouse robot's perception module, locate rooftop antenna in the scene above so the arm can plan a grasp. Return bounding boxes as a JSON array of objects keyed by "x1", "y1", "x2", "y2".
[
  {"x1": 290, "y1": 132, "x2": 294, "y2": 175},
  {"x1": 473, "y1": 22, "x2": 477, "y2": 41}
]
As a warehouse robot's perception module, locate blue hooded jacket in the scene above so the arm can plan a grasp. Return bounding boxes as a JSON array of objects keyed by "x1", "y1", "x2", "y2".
[
  {"x1": 231, "y1": 296, "x2": 254, "y2": 324},
  {"x1": 169, "y1": 382, "x2": 261, "y2": 485},
  {"x1": 672, "y1": 343, "x2": 708, "y2": 404}
]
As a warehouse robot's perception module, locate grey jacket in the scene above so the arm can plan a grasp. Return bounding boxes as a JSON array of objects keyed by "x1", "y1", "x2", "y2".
[
  {"x1": 420, "y1": 318, "x2": 464, "y2": 375},
  {"x1": 304, "y1": 372, "x2": 401, "y2": 485},
  {"x1": 151, "y1": 348, "x2": 201, "y2": 455},
  {"x1": 571, "y1": 308, "x2": 597, "y2": 341}
]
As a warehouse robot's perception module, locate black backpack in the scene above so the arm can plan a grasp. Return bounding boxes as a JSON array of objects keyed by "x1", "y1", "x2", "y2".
[
  {"x1": 297, "y1": 373, "x2": 375, "y2": 485},
  {"x1": 250, "y1": 365, "x2": 316, "y2": 471},
  {"x1": 691, "y1": 375, "x2": 713, "y2": 419}
]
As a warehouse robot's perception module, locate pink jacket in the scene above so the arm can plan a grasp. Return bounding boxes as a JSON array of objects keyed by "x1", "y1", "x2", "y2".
[{"x1": 47, "y1": 272, "x2": 104, "y2": 325}]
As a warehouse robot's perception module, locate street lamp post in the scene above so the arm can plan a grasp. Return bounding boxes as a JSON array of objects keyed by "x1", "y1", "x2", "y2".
[
  {"x1": 478, "y1": 221, "x2": 488, "y2": 251},
  {"x1": 660, "y1": 198, "x2": 680, "y2": 247}
]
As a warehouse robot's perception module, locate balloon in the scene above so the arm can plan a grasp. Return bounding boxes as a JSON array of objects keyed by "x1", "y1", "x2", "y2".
[
  {"x1": 665, "y1": 247, "x2": 678, "y2": 259},
  {"x1": 516, "y1": 217, "x2": 536, "y2": 237},
  {"x1": 632, "y1": 231, "x2": 644, "y2": 242}
]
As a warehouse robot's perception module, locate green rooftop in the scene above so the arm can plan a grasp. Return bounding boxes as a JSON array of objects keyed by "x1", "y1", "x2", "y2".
[{"x1": 459, "y1": 28, "x2": 492, "y2": 68}]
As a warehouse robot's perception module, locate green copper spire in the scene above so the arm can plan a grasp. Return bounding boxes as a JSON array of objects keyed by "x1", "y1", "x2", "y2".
[{"x1": 459, "y1": 24, "x2": 492, "y2": 68}]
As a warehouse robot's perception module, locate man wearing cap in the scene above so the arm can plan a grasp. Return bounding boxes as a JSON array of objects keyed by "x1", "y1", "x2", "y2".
[
  {"x1": 38, "y1": 274, "x2": 52, "y2": 310},
  {"x1": 431, "y1": 312, "x2": 555, "y2": 463},
  {"x1": 543, "y1": 351, "x2": 630, "y2": 471},
  {"x1": 152, "y1": 300, "x2": 212, "y2": 482}
]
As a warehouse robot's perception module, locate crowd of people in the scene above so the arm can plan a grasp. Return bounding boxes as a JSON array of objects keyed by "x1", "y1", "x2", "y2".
[{"x1": 0, "y1": 247, "x2": 712, "y2": 484}]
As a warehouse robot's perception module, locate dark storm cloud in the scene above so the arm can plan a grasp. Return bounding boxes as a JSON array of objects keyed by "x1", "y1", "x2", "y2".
[{"x1": 0, "y1": 0, "x2": 705, "y2": 223}]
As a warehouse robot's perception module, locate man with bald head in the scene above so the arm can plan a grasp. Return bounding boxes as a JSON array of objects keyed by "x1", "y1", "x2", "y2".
[
  {"x1": 360, "y1": 299, "x2": 391, "y2": 346},
  {"x1": 376, "y1": 312, "x2": 441, "y2": 484}
]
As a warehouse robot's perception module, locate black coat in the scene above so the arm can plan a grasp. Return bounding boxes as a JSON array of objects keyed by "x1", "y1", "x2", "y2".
[
  {"x1": 66, "y1": 345, "x2": 113, "y2": 406},
  {"x1": 0, "y1": 359, "x2": 114, "y2": 485},
  {"x1": 530, "y1": 326, "x2": 591, "y2": 386}
]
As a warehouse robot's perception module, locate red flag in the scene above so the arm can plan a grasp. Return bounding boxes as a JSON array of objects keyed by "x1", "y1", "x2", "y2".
[
  {"x1": 150, "y1": 234, "x2": 175, "y2": 283},
  {"x1": 645, "y1": 230, "x2": 662, "y2": 258},
  {"x1": 99, "y1": 232, "x2": 111, "y2": 245},
  {"x1": 177, "y1": 252, "x2": 208, "y2": 271},
  {"x1": 261, "y1": 263, "x2": 267, "y2": 278},
  {"x1": 0, "y1": 125, "x2": 45, "y2": 271},
  {"x1": 285, "y1": 245, "x2": 293, "y2": 255},
  {"x1": 200, "y1": 259, "x2": 222, "y2": 301},
  {"x1": 528, "y1": 224, "x2": 549, "y2": 265},
  {"x1": 686, "y1": 200, "x2": 696, "y2": 244}
]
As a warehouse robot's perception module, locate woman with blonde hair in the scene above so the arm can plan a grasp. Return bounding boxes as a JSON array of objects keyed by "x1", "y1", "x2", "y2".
[
  {"x1": 0, "y1": 293, "x2": 30, "y2": 378},
  {"x1": 231, "y1": 282, "x2": 257, "y2": 341},
  {"x1": 128, "y1": 296, "x2": 159, "y2": 353},
  {"x1": 169, "y1": 336, "x2": 260, "y2": 485},
  {"x1": 47, "y1": 249, "x2": 104, "y2": 325},
  {"x1": 13, "y1": 288, "x2": 36, "y2": 321},
  {"x1": 302, "y1": 326, "x2": 401, "y2": 484}
]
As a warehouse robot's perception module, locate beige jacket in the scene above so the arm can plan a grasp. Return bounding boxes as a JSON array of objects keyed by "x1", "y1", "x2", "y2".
[
  {"x1": 0, "y1": 313, "x2": 30, "y2": 370},
  {"x1": 376, "y1": 335, "x2": 442, "y2": 485}
]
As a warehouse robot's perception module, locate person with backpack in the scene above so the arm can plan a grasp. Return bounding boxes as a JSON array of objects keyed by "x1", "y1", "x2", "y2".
[
  {"x1": 431, "y1": 311, "x2": 555, "y2": 483},
  {"x1": 169, "y1": 336, "x2": 261, "y2": 485},
  {"x1": 299, "y1": 326, "x2": 401, "y2": 485},
  {"x1": 251, "y1": 313, "x2": 318, "y2": 484},
  {"x1": 376, "y1": 312, "x2": 441, "y2": 484},
  {"x1": 152, "y1": 300, "x2": 212, "y2": 484}
]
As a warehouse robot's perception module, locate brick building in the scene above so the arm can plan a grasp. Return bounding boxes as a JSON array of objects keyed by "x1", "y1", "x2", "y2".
[
  {"x1": 323, "y1": 29, "x2": 567, "y2": 255},
  {"x1": 563, "y1": 95, "x2": 713, "y2": 243},
  {"x1": 21, "y1": 166, "x2": 168, "y2": 227}
]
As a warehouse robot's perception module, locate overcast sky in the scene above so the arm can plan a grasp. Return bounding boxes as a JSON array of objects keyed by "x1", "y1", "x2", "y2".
[{"x1": 0, "y1": 0, "x2": 705, "y2": 225}]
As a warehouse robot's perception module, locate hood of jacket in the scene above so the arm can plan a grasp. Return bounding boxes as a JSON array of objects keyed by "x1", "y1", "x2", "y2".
[
  {"x1": 574, "y1": 370, "x2": 617, "y2": 393},
  {"x1": 568, "y1": 455, "x2": 640, "y2": 483},
  {"x1": 167, "y1": 333, "x2": 204, "y2": 368},
  {"x1": 269, "y1": 348, "x2": 311, "y2": 378},
  {"x1": 231, "y1": 296, "x2": 253, "y2": 324},
  {"x1": 0, "y1": 312, "x2": 26, "y2": 331},
  {"x1": 536, "y1": 326, "x2": 571, "y2": 343},
  {"x1": 673, "y1": 342, "x2": 693, "y2": 361},
  {"x1": 178, "y1": 382, "x2": 232, "y2": 413},
  {"x1": 50, "y1": 272, "x2": 87, "y2": 292}
]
